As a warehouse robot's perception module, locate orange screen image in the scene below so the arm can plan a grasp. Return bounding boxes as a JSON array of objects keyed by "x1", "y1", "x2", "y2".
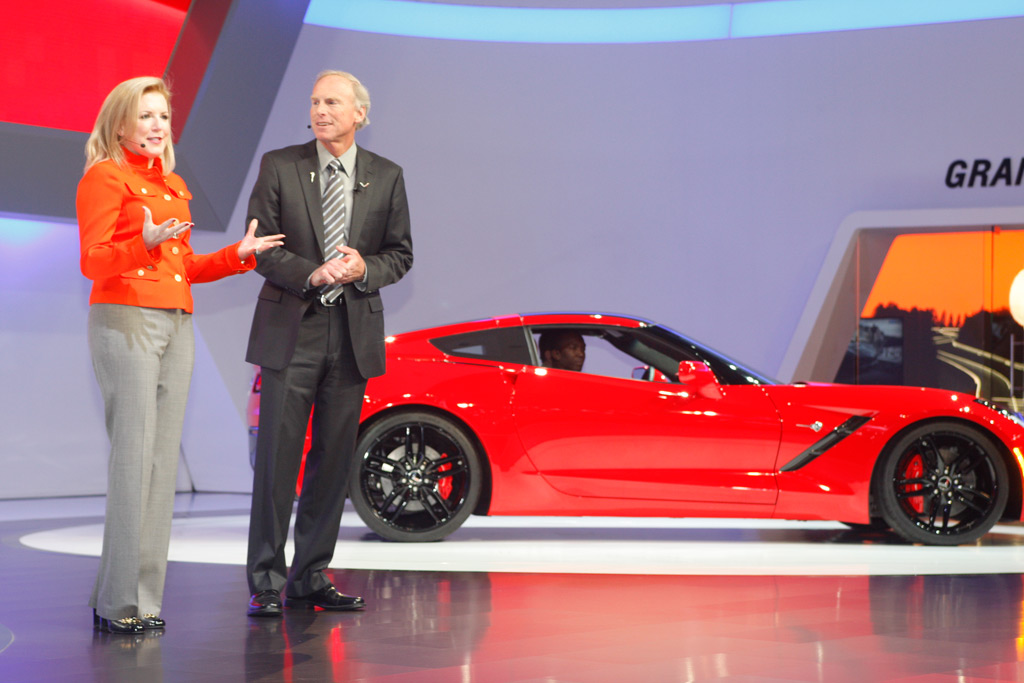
[{"x1": 862, "y1": 230, "x2": 1024, "y2": 322}]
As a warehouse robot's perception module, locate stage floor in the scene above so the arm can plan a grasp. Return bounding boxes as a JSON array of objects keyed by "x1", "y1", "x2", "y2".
[{"x1": 3, "y1": 494, "x2": 1024, "y2": 681}]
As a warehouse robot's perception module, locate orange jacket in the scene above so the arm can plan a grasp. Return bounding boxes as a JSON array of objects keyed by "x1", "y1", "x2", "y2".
[{"x1": 77, "y1": 151, "x2": 255, "y2": 312}]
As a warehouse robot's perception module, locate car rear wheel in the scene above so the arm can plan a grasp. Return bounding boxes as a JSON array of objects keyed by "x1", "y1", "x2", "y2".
[
  {"x1": 350, "y1": 411, "x2": 482, "y2": 542},
  {"x1": 876, "y1": 422, "x2": 1008, "y2": 545}
]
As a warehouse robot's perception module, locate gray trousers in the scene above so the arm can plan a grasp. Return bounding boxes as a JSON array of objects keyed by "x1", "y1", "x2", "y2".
[{"x1": 88, "y1": 304, "x2": 194, "y2": 619}]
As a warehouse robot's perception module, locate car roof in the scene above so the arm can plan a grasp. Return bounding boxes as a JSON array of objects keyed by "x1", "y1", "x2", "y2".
[
  {"x1": 385, "y1": 313, "x2": 656, "y2": 360},
  {"x1": 392, "y1": 312, "x2": 654, "y2": 340}
]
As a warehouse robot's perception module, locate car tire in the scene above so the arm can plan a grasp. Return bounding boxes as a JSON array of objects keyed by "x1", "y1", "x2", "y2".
[
  {"x1": 875, "y1": 421, "x2": 1008, "y2": 545},
  {"x1": 350, "y1": 411, "x2": 482, "y2": 542}
]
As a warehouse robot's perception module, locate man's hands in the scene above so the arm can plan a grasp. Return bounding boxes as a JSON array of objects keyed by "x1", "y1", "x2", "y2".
[{"x1": 309, "y1": 245, "x2": 366, "y2": 287}]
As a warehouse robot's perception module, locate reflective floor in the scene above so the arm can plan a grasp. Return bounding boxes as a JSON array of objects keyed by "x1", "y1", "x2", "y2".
[{"x1": 3, "y1": 494, "x2": 1024, "y2": 682}]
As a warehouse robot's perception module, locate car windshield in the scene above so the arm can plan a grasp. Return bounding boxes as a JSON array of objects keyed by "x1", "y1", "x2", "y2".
[{"x1": 649, "y1": 324, "x2": 777, "y2": 386}]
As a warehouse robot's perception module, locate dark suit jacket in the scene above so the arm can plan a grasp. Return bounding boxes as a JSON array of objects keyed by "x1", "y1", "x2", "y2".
[{"x1": 245, "y1": 140, "x2": 413, "y2": 377}]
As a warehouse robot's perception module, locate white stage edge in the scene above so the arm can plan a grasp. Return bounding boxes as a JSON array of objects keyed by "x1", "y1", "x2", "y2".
[{"x1": 14, "y1": 495, "x2": 1024, "y2": 577}]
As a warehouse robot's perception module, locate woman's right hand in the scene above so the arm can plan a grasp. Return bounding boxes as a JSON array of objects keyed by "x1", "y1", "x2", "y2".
[{"x1": 141, "y1": 206, "x2": 191, "y2": 250}]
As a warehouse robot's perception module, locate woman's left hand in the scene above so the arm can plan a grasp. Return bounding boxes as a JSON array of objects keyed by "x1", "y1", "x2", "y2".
[
  {"x1": 238, "y1": 219, "x2": 285, "y2": 260},
  {"x1": 142, "y1": 206, "x2": 190, "y2": 250}
]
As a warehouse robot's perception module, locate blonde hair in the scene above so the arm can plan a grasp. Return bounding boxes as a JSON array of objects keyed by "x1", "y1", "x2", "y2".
[
  {"x1": 314, "y1": 70, "x2": 371, "y2": 130},
  {"x1": 84, "y1": 76, "x2": 176, "y2": 174}
]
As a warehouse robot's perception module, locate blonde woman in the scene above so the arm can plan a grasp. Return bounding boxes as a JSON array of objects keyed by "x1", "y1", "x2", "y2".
[{"x1": 77, "y1": 76, "x2": 283, "y2": 634}]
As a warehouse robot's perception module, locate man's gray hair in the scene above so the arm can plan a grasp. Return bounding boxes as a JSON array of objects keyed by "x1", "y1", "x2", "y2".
[{"x1": 315, "y1": 70, "x2": 371, "y2": 130}]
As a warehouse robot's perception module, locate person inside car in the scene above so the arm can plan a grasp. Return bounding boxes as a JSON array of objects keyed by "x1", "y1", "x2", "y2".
[{"x1": 539, "y1": 330, "x2": 586, "y2": 372}]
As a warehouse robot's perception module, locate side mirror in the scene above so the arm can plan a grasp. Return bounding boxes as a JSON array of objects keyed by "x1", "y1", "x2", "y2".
[
  {"x1": 677, "y1": 360, "x2": 722, "y2": 399},
  {"x1": 632, "y1": 365, "x2": 671, "y2": 382}
]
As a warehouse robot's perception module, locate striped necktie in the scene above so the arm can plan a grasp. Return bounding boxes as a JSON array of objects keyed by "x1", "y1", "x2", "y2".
[{"x1": 321, "y1": 158, "x2": 347, "y2": 303}]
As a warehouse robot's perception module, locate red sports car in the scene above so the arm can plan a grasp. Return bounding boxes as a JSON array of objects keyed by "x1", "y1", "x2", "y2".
[{"x1": 249, "y1": 312, "x2": 1024, "y2": 545}]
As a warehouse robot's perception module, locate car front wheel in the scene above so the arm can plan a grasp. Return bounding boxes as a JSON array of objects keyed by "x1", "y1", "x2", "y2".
[
  {"x1": 876, "y1": 422, "x2": 1008, "y2": 545},
  {"x1": 350, "y1": 411, "x2": 482, "y2": 542}
]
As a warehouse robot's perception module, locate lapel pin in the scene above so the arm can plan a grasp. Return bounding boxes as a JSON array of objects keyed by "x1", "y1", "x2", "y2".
[
  {"x1": 310, "y1": 171, "x2": 316, "y2": 182},
  {"x1": 359, "y1": 181, "x2": 370, "y2": 188}
]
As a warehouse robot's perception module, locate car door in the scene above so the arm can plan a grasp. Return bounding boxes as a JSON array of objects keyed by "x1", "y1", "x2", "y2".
[{"x1": 511, "y1": 362, "x2": 782, "y2": 506}]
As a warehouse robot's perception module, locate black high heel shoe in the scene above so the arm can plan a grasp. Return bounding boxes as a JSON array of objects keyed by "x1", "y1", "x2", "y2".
[{"x1": 93, "y1": 609, "x2": 144, "y2": 634}]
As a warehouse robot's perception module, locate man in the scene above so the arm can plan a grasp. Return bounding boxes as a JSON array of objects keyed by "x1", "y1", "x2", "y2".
[
  {"x1": 244, "y1": 71, "x2": 413, "y2": 616},
  {"x1": 539, "y1": 330, "x2": 586, "y2": 372}
]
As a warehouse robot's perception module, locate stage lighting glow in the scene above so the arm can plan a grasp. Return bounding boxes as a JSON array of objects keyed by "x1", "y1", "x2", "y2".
[
  {"x1": 304, "y1": 0, "x2": 1024, "y2": 44},
  {"x1": 732, "y1": 0, "x2": 1024, "y2": 37},
  {"x1": 0, "y1": 215, "x2": 65, "y2": 246},
  {"x1": 305, "y1": 1, "x2": 731, "y2": 43}
]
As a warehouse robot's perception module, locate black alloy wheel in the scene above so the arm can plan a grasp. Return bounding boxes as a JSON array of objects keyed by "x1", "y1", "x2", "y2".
[
  {"x1": 350, "y1": 411, "x2": 482, "y2": 542},
  {"x1": 876, "y1": 422, "x2": 1008, "y2": 545}
]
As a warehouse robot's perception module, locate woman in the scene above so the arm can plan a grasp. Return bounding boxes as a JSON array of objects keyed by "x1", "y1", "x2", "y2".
[{"x1": 77, "y1": 76, "x2": 283, "y2": 634}]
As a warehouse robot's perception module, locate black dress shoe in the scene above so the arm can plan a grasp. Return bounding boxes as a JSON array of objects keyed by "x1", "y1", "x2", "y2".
[
  {"x1": 248, "y1": 589, "x2": 283, "y2": 617},
  {"x1": 140, "y1": 614, "x2": 165, "y2": 629},
  {"x1": 93, "y1": 610, "x2": 144, "y2": 634},
  {"x1": 286, "y1": 584, "x2": 366, "y2": 611}
]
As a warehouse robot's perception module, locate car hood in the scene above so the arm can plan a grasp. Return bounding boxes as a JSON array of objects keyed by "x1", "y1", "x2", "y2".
[{"x1": 764, "y1": 382, "x2": 1024, "y2": 439}]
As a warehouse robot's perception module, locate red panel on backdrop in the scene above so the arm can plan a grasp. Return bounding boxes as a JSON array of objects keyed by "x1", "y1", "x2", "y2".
[{"x1": 1, "y1": 0, "x2": 191, "y2": 133}]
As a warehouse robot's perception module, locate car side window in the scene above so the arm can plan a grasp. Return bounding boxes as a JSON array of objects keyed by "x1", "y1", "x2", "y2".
[
  {"x1": 579, "y1": 335, "x2": 648, "y2": 379},
  {"x1": 429, "y1": 327, "x2": 534, "y2": 365},
  {"x1": 528, "y1": 323, "x2": 774, "y2": 385},
  {"x1": 531, "y1": 326, "x2": 676, "y2": 381}
]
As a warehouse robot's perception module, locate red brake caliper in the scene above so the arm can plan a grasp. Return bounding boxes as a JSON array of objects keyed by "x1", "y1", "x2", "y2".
[
  {"x1": 905, "y1": 453, "x2": 924, "y2": 514},
  {"x1": 437, "y1": 457, "x2": 453, "y2": 499}
]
